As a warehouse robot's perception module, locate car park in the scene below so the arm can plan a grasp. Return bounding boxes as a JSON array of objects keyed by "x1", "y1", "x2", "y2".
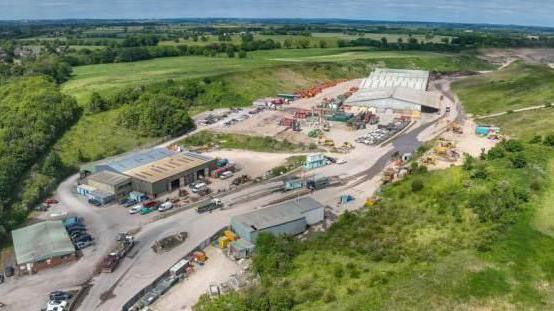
[{"x1": 49, "y1": 291, "x2": 72, "y2": 301}]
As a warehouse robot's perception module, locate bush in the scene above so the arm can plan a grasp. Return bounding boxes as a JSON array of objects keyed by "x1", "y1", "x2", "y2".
[
  {"x1": 529, "y1": 135, "x2": 542, "y2": 144},
  {"x1": 544, "y1": 134, "x2": 554, "y2": 146},
  {"x1": 411, "y1": 179, "x2": 424, "y2": 192},
  {"x1": 487, "y1": 146, "x2": 505, "y2": 160},
  {"x1": 502, "y1": 139, "x2": 524, "y2": 152},
  {"x1": 511, "y1": 153, "x2": 527, "y2": 168},
  {"x1": 463, "y1": 153, "x2": 475, "y2": 170}
]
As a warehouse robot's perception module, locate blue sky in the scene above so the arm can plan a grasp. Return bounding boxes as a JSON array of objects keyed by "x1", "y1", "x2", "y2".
[{"x1": 0, "y1": 0, "x2": 552, "y2": 27}]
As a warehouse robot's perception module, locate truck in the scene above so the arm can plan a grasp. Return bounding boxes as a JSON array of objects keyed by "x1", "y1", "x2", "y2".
[
  {"x1": 195, "y1": 199, "x2": 223, "y2": 213},
  {"x1": 102, "y1": 234, "x2": 135, "y2": 273}
]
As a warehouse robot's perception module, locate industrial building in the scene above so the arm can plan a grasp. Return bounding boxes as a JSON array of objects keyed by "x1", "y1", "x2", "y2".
[
  {"x1": 87, "y1": 170, "x2": 132, "y2": 199},
  {"x1": 80, "y1": 148, "x2": 216, "y2": 198},
  {"x1": 12, "y1": 221, "x2": 76, "y2": 274},
  {"x1": 231, "y1": 197, "x2": 325, "y2": 242},
  {"x1": 345, "y1": 68, "x2": 441, "y2": 114}
]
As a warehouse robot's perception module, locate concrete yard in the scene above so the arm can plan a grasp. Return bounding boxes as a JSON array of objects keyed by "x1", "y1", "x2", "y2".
[{"x1": 152, "y1": 247, "x2": 242, "y2": 311}]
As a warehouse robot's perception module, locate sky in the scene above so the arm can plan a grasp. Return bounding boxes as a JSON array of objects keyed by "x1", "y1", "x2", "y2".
[{"x1": 0, "y1": 0, "x2": 552, "y2": 28}]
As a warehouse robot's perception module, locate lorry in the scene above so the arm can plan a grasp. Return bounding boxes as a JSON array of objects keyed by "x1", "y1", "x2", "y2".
[
  {"x1": 306, "y1": 175, "x2": 330, "y2": 190},
  {"x1": 195, "y1": 199, "x2": 223, "y2": 213},
  {"x1": 102, "y1": 234, "x2": 135, "y2": 273}
]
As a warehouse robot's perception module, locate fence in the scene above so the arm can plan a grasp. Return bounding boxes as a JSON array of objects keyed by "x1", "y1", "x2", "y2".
[{"x1": 121, "y1": 226, "x2": 227, "y2": 311}]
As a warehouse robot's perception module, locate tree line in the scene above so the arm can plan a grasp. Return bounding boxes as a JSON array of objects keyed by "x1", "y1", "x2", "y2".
[{"x1": 0, "y1": 76, "x2": 81, "y2": 244}]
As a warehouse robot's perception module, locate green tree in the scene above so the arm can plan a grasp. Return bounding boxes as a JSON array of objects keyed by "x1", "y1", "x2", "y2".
[{"x1": 86, "y1": 92, "x2": 107, "y2": 114}]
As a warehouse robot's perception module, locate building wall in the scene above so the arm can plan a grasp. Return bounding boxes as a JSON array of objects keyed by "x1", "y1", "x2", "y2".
[
  {"x1": 302, "y1": 207, "x2": 325, "y2": 225},
  {"x1": 231, "y1": 218, "x2": 254, "y2": 241},
  {"x1": 148, "y1": 160, "x2": 216, "y2": 195},
  {"x1": 17, "y1": 253, "x2": 76, "y2": 275},
  {"x1": 88, "y1": 179, "x2": 132, "y2": 198}
]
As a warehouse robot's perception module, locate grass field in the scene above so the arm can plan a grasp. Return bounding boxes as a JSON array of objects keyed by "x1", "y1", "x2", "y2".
[
  {"x1": 63, "y1": 48, "x2": 492, "y2": 104},
  {"x1": 180, "y1": 131, "x2": 317, "y2": 153},
  {"x1": 485, "y1": 108, "x2": 554, "y2": 140},
  {"x1": 452, "y1": 62, "x2": 554, "y2": 115}
]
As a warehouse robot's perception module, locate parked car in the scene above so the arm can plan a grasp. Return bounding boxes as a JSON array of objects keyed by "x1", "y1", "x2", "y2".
[
  {"x1": 75, "y1": 240, "x2": 94, "y2": 250},
  {"x1": 49, "y1": 291, "x2": 72, "y2": 301},
  {"x1": 122, "y1": 199, "x2": 137, "y2": 208},
  {"x1": 44, "y1": 198, "x2": 59, "y2": 205},
  {"x1": 336, "y1": 159, "x2": 347, "y2": 165},
  {"x1": 88, "y1": 198, "x2": 101, "y2": 206},
  {"x1": 139, "y1": 207, "x2": 153, "y2": 215},
  {"x1": 4, "y1": 266, "x2": 14, "y2": 277},
  {"x1": 158, "y1": 202, "x2": 174, "y2": 212},
  {"x1": 143, "y1": 200, "x2": 161, "y2": 210},
  {"x1": 74, "y1": 234, "x2": 93, "y2": 243},
  {"x1": 219, "y1": 171, "x2": 234, "y2": 180},
  {"x1": 191, "y1": 183, "x2": 207, "y2": 193},
  {"x1": 46, "y1": 300, "x2": 67, "y2": 311},
  {"x1": 129, "y1": 205, "x2": 142, "y2": 214}
]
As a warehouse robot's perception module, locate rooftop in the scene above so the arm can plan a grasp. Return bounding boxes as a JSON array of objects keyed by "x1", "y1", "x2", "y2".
[
  {"x1": 124, "y1": 152, "x2": 214, "y2": 183},
  {"x1": 232, "y1": 204, "x2": 305, "y2": 231},
  {"x1": 12, "y1": 221, "x2": 75, "y2": 264},
  {"x1": 345, "y1": 87, "x2": 441, "y2": 110},
  {"x1": 87, "y1": 170, "x2": 130, "y2": 186},
  {"x1": 102, "y1": 148, "x2": 175, "y2": 173},
  {"x1": 284, "y1": 197, "x2": 325, "y2": 214},
  {"x1": 359, "y1": 68, "x2": 430, "y2": 91}
]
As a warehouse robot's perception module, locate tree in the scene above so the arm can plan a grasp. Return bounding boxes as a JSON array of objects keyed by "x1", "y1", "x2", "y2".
[
  {"x1": 411, "y1": 179, "x2": 424, "y2": 192},
  {"x1": 238, "y1": 50, "x2": 247, "y2": 58},
  {"x1": 40, "y1": 152, "x2": 64, "y2": 178},
  {"x1": 226, "y1": 47, "x2": 235, "y2": 58},
  {"x1": 512, "y1": 153, "x2": 527, "y2": 168},
  {"x1": 283, "y1": 39, "x2": 293, "y2": 49},
  {"x1": 319, "y1": 40, "x2": 328, "y2": 48},
  {"x1": 380, "y1": 37, "x2": 388, "y2": 47}
]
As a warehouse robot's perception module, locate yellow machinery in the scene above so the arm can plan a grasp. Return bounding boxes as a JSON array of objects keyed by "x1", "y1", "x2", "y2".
[
  {"x1": 318, "y1": 137, "x2": 335, "y2": 147},
  {"x1": 218, "y1": 236, "x2": 230, "y2": 249},
  {"x1": 224, "y1": 230, "x2": 236, "y2": 241},
  {"x1": 421, "y1": 156, "x2": 436, "y2": 165}
]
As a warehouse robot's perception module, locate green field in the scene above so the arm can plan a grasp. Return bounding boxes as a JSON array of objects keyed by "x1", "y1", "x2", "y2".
[
  {"x1": 63, "y1": 48, "x2": 492, "y2": 104},
  {"x1": 180, "y1": 131, "x2": 317, "y2": 153},
  {"x1": 486, "y1": 108, "x2": 554, "y2": 140},
  {"x1": 452, "y1": 62, "x2": 554, "y2": 115}
]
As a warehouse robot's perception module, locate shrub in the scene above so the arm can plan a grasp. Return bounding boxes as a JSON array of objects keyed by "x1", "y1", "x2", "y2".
[
  {"x1": 463, "y1": 153, "x2": 475, "y2": 170},
  {"x1": 502, "y1": 139, "x2": 524, "y2": 152},
  {"x1": 544, "y1": 134, "x2": 554, "y2": 146},
  {"x1": 411, "y1": 179, "x2": 424, "y2": 192},
  {"x1": 511, "y1": 153, "x2": 527, "y2": 168},
  {"x1": 487, "y1": 146, "x2": 505, "y2": 160},
  {"x1": 529, "y1": 135, "x2": 543, "y2": 144}
]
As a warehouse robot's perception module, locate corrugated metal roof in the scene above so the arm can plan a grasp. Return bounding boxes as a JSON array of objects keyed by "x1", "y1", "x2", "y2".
[
  {"x1": 345, "y1": 87, "x2": 440, "y2": 110},
  {"x1": 87, "y1": 170, "x2": 131, "y2": 187},
  {"x1": 232, "y1": 204, "x2": 305, "y2": 231},
  {"x1": 12, "y1": 221, "x2": 75, "y2": 264},
  {"x1": 124, "y1": 152, "x2": 213, "y2": 183},
  {"x1": 103, "y1": 148, "x2": 175, "y2": 173},
  {"x1": 360, "y1": 68, "x2": 430, "y2": 91},
  {"x1": 290, "y1": 197, "x2": 325, "y2": 214}
]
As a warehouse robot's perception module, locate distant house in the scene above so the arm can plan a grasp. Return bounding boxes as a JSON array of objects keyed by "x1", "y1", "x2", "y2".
[{"x1": 12, "y1": 221, "x2": 76, "y2": 275}]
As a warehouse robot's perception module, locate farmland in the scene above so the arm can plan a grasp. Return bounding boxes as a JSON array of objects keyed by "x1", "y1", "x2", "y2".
[{"x1": 63, "y1": 48, "x2": 492, "y2": 104}]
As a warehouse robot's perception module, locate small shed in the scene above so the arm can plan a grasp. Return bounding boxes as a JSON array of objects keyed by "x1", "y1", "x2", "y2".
[
  {"x1": 229, "y1": 239, "x2": 255, "y2": 259},
  {"x1": 12, "y1": 220, "x2": 76, "y2": 274},
  {"x1": 304, "y1": 154, "x2": 327, "y2": 170},
  {"x1": 231, "y1": 204, "x2": 307, "y2": 242}
]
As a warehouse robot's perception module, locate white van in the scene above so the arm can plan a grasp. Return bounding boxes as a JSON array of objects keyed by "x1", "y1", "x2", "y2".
[{"x1": 191, "y1": 183, "x2": 207, "y2": 193}]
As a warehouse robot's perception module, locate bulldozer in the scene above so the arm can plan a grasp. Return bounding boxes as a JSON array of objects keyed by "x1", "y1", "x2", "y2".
[{"x1": 318, "y1": 137, "x2": 335, "y2": 147}]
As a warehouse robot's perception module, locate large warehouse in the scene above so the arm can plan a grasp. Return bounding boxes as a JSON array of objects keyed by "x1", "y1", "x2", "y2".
[
  {"x1": 12, "y1": 220, "x2": 76, "y2": 274},
  {"x1": 345, "y1": 68, "x2": 441, "y2": 113},
  {"x1": 81, "y1": 148, "x2": 216, "y2": 198},
  {"x1": 231, "y1": 197, "x2": 325, "y2": 242}
]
